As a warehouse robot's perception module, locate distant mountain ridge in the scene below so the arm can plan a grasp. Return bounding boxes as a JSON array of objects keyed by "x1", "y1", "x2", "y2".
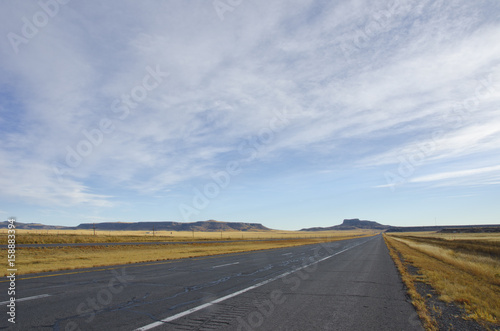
[
  {"x1": 4, "y1": 219, "x2": 497, "y2": 233},
  {"x1": 0, "y1": 221, "x2": 67, "y2": 230},
  {"x1": 300, "y1": 218, "x2": 389, "y2": 231},
  {"x1": 76, "y1": 220, "x2": 270, "y2": 232},
  {"x1": 0, "y1": 220, "x2": 270, "y2": 232}
]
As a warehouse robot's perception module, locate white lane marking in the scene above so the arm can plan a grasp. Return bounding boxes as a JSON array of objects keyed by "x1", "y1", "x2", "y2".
[
  {"x1": 0, "y1": 294, "x2": 51, "y2": 305},
  {"x1": 212, "y1": 262, "x2": 240, "y2": 269},
  {"x1": 282, "y1": 253, "x2": 292, "y2": 256},
  {"x1": 134, "y1": 241, "x2": 367, "y2": 331}
]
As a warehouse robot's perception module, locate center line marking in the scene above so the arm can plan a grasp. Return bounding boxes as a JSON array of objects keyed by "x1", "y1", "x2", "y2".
[
  {"x1": 212, "y1": 262, "x2": 239, "y2": 268},
  {"x1": 0, "y1": 294, "x2": 51, "y2": 305},
  {"x1": 135, "y1": 239, "x2": 372, "y2": 331}
]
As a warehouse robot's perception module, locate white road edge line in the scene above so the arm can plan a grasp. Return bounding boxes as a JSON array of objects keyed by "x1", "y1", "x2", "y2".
[
  {"x1": 0, "y1": 294, "x2": 51, "y2": 305},
  {"x1": 212, "y1": 262, "x2": 240, "y2": 268},
  {"x1": 134, "y1": 240, "x2": 369, "y2": 331}
]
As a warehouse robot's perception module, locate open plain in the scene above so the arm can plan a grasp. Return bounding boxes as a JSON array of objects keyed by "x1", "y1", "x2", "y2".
[{"x1": 385, "y1": 231, "x2": 500, "y2": 329}]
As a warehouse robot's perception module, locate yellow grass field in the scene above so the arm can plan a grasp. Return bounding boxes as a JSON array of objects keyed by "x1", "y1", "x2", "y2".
[
  {"x1": 1, "y1": 229, "x2": 379, "y2": 275},
  {"x1": 0, "y1": 228, "x2": 376, "y2": 244},
  {"x1": 385, "y1": 232, "x2": 500, "y2": 328},
  {"x1": 394, "y1": 231, "x2": 500, "y2": 243}
]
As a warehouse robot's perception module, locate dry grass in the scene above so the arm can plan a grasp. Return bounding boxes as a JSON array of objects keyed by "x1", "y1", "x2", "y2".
[
  {"x1": 0, "y1": 228, "x2": 377, "y2": 244},
  {"x1": 1, "y1": 232, "x2": 377, "y2": 275},
  {"x1": 390, "y1": 231, "x2": 500, "y2": 243},
  {"x1": 385, "y1": 232, "x2": 500, "y2": 327},
  {"x1": 390, "y1": 232, "x2": 500, "y2": 259}
]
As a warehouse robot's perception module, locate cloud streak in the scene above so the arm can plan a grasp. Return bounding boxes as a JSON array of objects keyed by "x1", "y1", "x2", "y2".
[
  {"x1": 1, "y1": 0, "x2": 499, "y2": 226},
  {"x1": 411, "y1": 165, "x2": 500, "y2": 184}
]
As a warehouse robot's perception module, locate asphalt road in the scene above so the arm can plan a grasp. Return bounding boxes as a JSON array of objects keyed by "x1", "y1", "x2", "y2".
[{"x1": 1, "y1": 235, "x2": 422, "y2": 330}]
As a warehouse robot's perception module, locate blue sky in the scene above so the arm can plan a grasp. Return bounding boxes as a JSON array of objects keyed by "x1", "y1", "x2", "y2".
[{"x1": 0, "y1": 0, "x2": 499, "y2": 230}]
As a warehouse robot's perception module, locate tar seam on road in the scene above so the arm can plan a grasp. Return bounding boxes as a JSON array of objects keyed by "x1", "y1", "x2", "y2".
[{"x1": 134, "y1": 239, "x2": 371, "y2": 331}]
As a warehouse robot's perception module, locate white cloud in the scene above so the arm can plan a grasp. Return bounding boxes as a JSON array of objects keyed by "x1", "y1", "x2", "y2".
[
  {"x1": 410, "y1": 165, "x2": 500, "y2": 184},
  {"x1": 1, "y1": 0, "x2": 499, "y2": 211},
  {"x1": 0, "y1": 151, "x2": 113, "y2": 207}
]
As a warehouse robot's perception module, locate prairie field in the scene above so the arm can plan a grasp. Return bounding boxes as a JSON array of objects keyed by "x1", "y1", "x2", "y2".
[
  {"x1": 385, "y1": 232, "x2": 500, "y2": 328},
  {"x1": 1, "y1": 229, "x2": 378, "y2": 275},
  {"x1": 0, "y1": 228, "x2": 376, "y2": 244}
]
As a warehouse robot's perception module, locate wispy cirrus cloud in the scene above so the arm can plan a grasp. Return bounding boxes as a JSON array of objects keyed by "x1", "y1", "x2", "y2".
[
  {"x1": 0, "y1": 0, "x2": 499, "y2": 227},
  {"x1": 410, "y1": 165, "x2": 500, "y2": 184}
]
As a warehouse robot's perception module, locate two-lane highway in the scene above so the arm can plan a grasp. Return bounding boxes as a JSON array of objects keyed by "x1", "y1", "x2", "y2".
[{"x1": 1, "y1": 235, "x2": 422, "y2": 330}]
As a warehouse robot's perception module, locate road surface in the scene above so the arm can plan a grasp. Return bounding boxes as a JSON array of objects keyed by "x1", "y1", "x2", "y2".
[{"x1": 1, "y1": 235, "x2": 422, "y2": 330}]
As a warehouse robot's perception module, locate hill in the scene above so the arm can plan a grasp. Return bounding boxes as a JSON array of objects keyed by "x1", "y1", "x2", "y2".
[
  {"x1": 0, "y1": 221, "x2": 67, "y2": 230},
  {"x1": 300, "y1": 218, "x2": 389, "y2": 231},
  {"x1": 75, "y1": 220, "x2": 270, "y2": 232},
  {"x1": 0, "y1": 219, "x2": 271, "y2": 232}
]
